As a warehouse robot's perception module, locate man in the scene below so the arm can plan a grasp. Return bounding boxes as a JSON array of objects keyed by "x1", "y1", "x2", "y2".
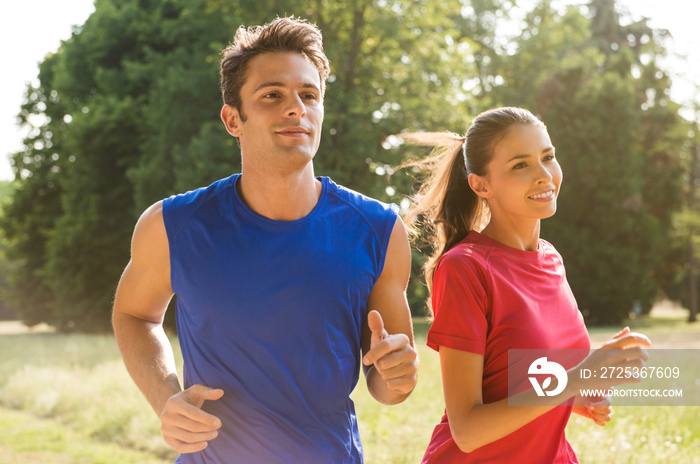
[{"x1": 112, "y1": 16, "x2": 418, "y2": 463}]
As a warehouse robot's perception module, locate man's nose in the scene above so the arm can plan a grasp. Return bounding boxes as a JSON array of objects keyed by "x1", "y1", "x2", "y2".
[{"x1": 284, "y1": 93, "x2": 306, "y2": 118}]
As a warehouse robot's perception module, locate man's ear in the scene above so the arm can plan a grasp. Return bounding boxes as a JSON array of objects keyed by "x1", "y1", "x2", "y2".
[
  {"x1": 468, "y1": 173, "x2": 491, "y2": 199},
  {"x1": 221, "y1": 104, "x2": 243, "y2": 137}
]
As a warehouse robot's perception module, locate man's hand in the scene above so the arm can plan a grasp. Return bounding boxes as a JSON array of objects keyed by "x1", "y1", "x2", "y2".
[
  {"x1": 160, "y1": 384, "x2": 224, "y2": 454},
  {"x1": 362, "y1": 310, "x2": 418, "y2": 396}
]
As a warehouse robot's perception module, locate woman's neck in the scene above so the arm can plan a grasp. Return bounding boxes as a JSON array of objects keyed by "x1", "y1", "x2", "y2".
[{"x1": 480, "y1": 217, "x2": 541, "y2": 251}]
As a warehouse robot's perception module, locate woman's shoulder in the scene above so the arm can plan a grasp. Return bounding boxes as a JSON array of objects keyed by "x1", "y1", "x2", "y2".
[
  {"x1": 538, "y1": 238, "x2": 565, "y2": 263},
  {"x1": 438, "y1": 233, "x2": 494, "y2": 274}
]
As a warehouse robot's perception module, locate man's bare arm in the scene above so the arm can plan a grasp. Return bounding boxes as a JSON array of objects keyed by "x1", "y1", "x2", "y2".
[
  {"x1": 361, "y1": 217, "x2": 418, "y2": 405},
  {"x1": 112, "y1": 201, "x2": 222, "y2": 453}
]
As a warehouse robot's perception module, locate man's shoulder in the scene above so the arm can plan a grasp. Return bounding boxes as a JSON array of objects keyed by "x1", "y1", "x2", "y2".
[
  {"x1": 324, "y1": 177, "x2": 399, "y2": 219},
  {"x1": 164, "y1": 175, "x2": 237, "y2": 211},
  {"x1": 167, "y1": 174, "x2": 237, "y2": 203},
  {"x1": 162, "y1": 174, "x2": 238, "y2": 236}
]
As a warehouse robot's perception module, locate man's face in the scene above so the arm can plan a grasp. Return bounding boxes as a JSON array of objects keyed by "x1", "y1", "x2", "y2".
[{"x1": 222, "y1": 52, "x2": 324, "y2": 174}]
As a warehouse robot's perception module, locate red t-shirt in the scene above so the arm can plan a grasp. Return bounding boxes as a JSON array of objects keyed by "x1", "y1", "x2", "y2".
[{"x1": 423, "y1": 231, "x2": 590, "y2": 464}]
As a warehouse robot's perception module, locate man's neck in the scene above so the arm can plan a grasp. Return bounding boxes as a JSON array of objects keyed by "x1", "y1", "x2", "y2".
[{"x1": 237, "y1": 165, "x2": 322, "y2": 221}]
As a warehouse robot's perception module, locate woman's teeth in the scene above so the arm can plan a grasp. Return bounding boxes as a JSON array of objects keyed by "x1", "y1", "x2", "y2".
[{"x1": 530, "y1": 190, "x2": 554, "y2": 199}]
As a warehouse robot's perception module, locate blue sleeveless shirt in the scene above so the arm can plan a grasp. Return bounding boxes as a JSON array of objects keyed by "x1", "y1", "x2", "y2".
[{"x1": 163, "y1": 174, "x2": 398, "y2": 464}]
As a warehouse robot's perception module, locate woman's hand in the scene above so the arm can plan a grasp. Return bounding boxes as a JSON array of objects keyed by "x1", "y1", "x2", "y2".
[
  {"x1": 569, "y1": 327, "x2": 651, "y2": 398},
  {"x1": 573, "y1": 395, "x2": 612, "y2": 426}
]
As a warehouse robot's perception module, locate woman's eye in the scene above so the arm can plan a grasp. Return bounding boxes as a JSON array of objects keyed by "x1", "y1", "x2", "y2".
[{"x1": 513, "y1": 162, "x2": 527, "y2": 169}]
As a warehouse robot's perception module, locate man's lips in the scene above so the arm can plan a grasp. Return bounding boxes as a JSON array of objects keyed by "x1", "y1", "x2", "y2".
[{"x1": 277, "y1": 127, "x2": 310, "y2": 136}]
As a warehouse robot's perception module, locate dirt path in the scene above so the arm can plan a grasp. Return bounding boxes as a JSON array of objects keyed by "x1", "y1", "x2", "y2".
[{"x1": 0, "y1": 321, "x2": 54, "y2": 335}]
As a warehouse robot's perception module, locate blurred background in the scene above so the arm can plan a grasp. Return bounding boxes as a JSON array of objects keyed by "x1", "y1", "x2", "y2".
[
  {"x1": 1, "y1": 2, "x2": 699, "y2": 463},
  {"x1": 1, "y1": 0, "x2": 699, "y2": 330}
]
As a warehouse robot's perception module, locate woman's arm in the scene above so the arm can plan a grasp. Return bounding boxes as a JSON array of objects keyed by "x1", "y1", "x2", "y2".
[{"x1": 441, "y1": 330, "x2": 650, "y2": 453}]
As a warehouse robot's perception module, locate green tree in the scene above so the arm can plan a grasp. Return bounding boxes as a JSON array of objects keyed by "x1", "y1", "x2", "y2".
[
  {"x1": 2, "y1": 0, "x2": 489, "y2": 328},
  {"x1": 0, "y1": 181, "x2": 17, "y2": 320},
  {"x1": 666, "y1": 108, "x2": 700, "y2": 323},
  {"x1": 542, "y1": 71, "x2": 664, "y2": 324},
  {"x1": 0, "y1": 81, "x2": 64, "y2": 327},
  {"x1": 2, "y1": 0, "x2": 244, "y2": 330},
  {"x1": 4, "y1": 0, "x2": 687, "y2": 329},
  {"x1": 485, "y1": 0, "x2": 684, "y2": 324}
]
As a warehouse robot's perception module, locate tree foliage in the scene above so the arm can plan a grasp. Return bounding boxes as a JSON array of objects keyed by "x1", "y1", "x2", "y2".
[
  {"x1": 2, "y1": 0, "x2": 244, "y2": 331},
  {"x1": 1, "y1": 0, "x2": 477, "y2": 330},
  {"x1": 479, "y1": 0, "x2": 685, "y2": 324},
  {"x1": 0, "y1": 0, "x2": 693, "y2": 330}
]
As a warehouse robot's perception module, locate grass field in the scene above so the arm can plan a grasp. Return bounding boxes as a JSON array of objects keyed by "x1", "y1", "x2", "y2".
[{"x1": 0, "y1": 305, "x2": 698, "y2": 463}]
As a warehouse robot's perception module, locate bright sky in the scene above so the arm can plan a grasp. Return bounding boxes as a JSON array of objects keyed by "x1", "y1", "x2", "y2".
[
  {"x1": 616, "y1": 0, "x2": 700, "y2": 114},
  {"x1": 1, "y1": 0, "x2": 96, "y2": 181},
  {"x1": 0, "y1": 0, "x2": 698, "y2": 181}
]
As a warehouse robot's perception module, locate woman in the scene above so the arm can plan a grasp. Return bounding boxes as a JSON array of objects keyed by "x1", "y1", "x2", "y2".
[{"x1": 405, "y1": 107, "x2": 650, "y2": 463}]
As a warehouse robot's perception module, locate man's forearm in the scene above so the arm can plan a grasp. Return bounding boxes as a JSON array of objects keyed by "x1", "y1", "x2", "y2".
[{"x1": 113, "y1": 312, "x2": 181, "y2": 415}]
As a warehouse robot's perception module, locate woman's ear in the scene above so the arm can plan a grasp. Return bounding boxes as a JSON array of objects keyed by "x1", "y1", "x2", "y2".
[{"x1": 468, "y1": 173, "x2": 491, "y2": 199}]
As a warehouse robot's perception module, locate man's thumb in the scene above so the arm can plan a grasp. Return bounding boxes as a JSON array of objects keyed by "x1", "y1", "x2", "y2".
[
  {"x1": 187, "y1": 384, "x2": 224, "y2": 406},
  {"x1": 368, "y1": 310, "x2": 387, "y2": 346}
]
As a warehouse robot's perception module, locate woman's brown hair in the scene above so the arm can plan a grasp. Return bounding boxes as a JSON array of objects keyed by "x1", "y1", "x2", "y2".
[{"x1": 404, "y1": 107, "x2": 547, "y2": 294}]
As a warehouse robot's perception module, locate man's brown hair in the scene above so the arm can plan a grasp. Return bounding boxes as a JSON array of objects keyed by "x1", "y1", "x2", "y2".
[{"x1": 220, "y1": 16, "x2": 331, "y2": 120}]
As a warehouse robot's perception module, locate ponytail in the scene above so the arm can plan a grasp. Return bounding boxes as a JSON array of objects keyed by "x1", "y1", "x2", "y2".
[
  {"x1": 402, "y1": 132, "x2": 488, "y2": 295},
  {"x1": 401, "y1": 107, "x2": 544, "y2": 303}
]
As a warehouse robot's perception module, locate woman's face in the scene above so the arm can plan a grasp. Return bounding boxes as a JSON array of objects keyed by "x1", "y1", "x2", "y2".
[{"x1": 471, "y1": 124, "x2": 562, "y2": 224}]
